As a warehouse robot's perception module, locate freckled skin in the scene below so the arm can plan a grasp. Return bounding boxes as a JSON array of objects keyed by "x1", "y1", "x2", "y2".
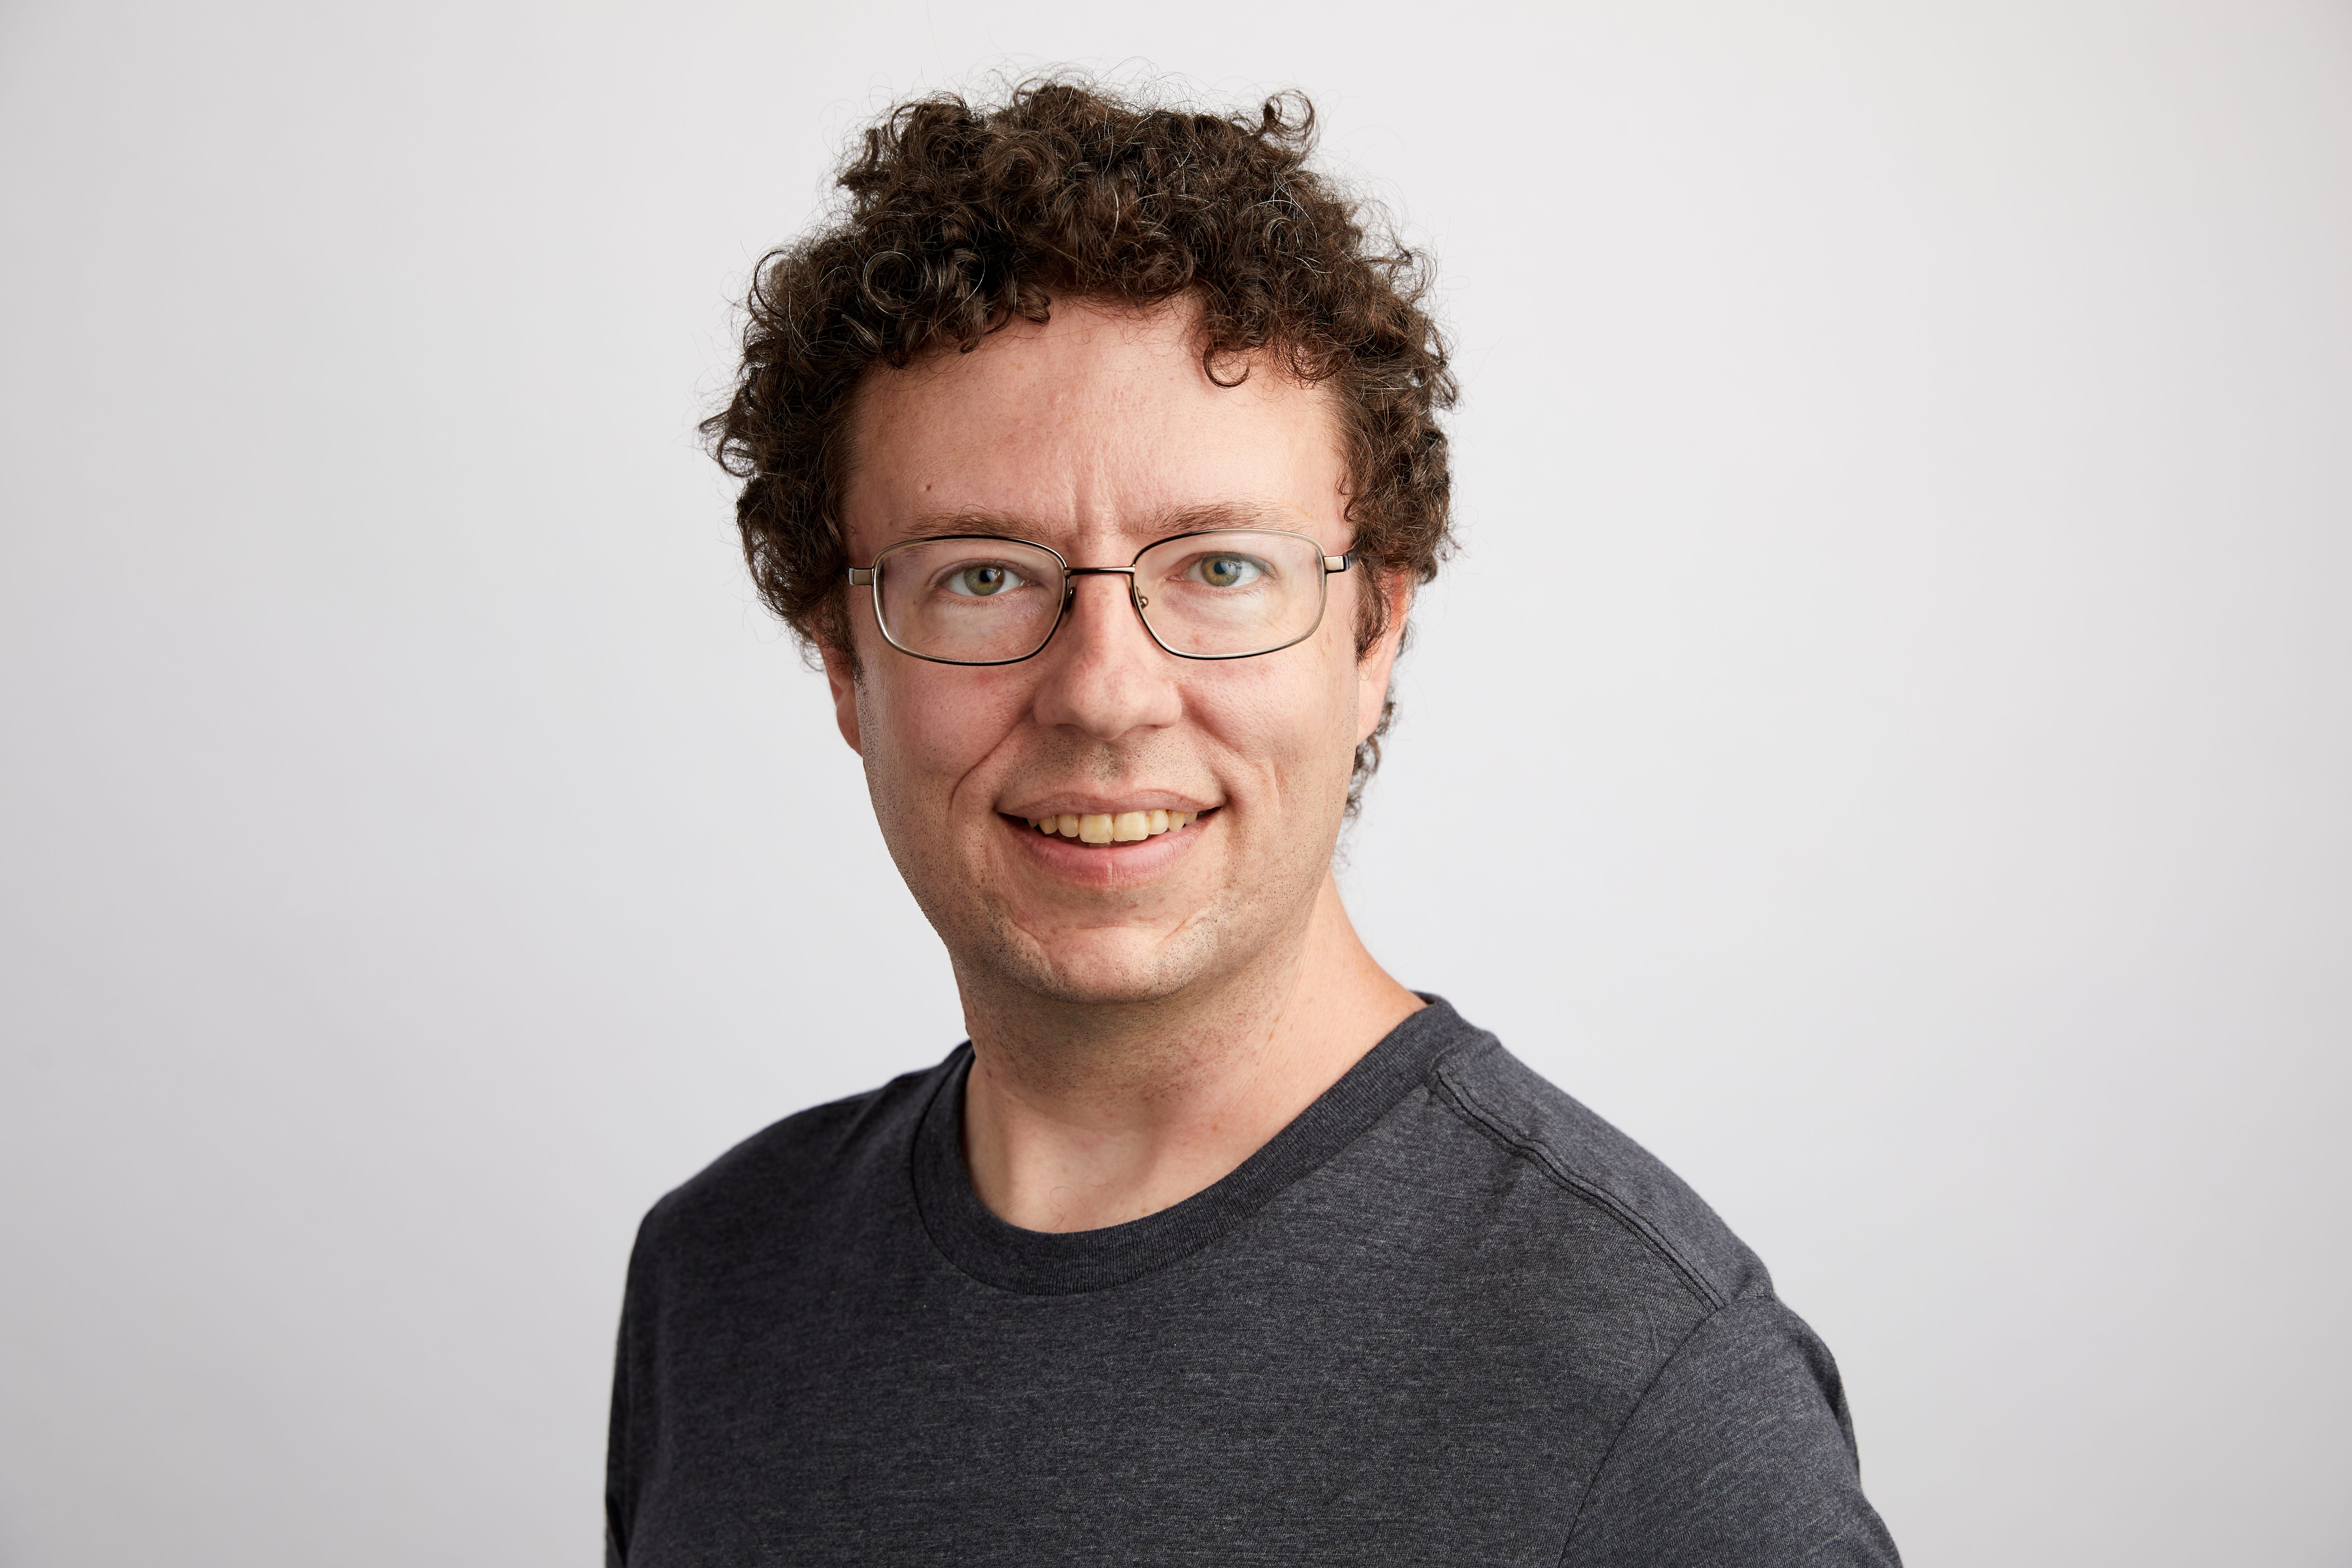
[{"x1": 826, "y1": 301, "x2": 1401, "y2": 1010}]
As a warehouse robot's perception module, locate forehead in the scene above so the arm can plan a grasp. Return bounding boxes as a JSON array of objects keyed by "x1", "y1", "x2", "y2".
[{"x1": 842, "y1": 299, "x2": 1346, "y2": 554}]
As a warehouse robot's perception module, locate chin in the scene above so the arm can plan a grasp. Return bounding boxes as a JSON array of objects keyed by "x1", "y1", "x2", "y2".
[{"x1": 985, "y1": 917, "x2": 1225, "y2": 1008}]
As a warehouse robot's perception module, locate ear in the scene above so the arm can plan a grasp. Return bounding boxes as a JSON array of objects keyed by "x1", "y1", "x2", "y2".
[
  {"x1": 817, "y1": 639, "x2": 863, "y2": 755},
  {"x1": 1354, "y1": 569, "x2": 1414, "y2": 746}
]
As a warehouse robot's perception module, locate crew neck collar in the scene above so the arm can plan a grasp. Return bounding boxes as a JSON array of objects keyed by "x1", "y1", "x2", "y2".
[{"x1": 909, "y1": 995, "x2": 1491, "y2": 1296}]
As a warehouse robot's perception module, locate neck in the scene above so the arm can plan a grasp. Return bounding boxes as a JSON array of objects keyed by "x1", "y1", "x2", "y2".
[{"x1": 956, "y1": 872, "x2": 1424, "y2": 1232}]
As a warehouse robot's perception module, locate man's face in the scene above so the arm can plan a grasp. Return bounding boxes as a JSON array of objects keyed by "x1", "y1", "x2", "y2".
[{"x1": 827, "y1": 299, "x2": 1405, "y2": 1008}]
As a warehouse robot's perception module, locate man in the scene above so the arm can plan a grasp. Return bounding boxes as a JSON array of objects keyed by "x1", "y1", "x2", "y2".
[{"x1": 607, "y1": 81, "x2": 1901, "y2": 1566}]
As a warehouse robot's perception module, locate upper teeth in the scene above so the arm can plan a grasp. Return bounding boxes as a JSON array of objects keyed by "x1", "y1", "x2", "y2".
[{"x1": 1028, "y1": 810, "x2": 1198, "y2": 843}]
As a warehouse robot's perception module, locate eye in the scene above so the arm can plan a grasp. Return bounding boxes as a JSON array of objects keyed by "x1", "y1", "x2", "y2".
[
  {"x1": 1193, "y1": 554, "x2": 1264, "y2": 588},
  {"x1": 943, "y1": 563, "x2": 1025, "y2": 597}
]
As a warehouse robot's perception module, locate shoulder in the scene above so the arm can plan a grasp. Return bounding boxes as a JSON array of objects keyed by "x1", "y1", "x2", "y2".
[
  {"x1": 628, "y1": 1053, "x2": 955, "y2": 1275},
  {"x1": 1421, "y1": 1022, "x2": 1771, "y2": 1312},
  {"x1": 1561, "y1": 1292, "x2": 1898, "y2": 1564}
]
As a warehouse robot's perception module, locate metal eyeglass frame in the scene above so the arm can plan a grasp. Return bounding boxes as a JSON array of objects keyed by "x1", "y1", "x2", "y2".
[{"x1": 846, "y1": 528, "x2": 1358, "y2": 666}]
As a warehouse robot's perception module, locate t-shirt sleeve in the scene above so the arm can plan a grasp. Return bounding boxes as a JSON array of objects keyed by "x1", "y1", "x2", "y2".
[
  {"x1": 604, "y1": 1276, "x2": 636, "y2": 1568},
  {"x1": 1561, "y1": 1296, "x2": 1902, "y2": 1567},
  {"x1": 605, "y1": 1206, "x2": 660, "y2": 1568}
]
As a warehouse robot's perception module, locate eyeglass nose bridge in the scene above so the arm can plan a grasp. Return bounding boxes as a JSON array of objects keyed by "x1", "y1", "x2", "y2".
[{"x1": 1061, "y1": 563, "x2": 1149, "y2": 609}]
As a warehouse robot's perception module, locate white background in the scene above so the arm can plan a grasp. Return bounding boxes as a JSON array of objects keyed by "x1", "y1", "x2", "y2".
[{"x1": 3, "y1": 2, "x2": 2347, "y2": 1563}]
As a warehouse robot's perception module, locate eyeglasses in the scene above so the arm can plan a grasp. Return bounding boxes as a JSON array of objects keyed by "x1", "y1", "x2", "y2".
[{"x1": 847, "y1": 529, "x2": 1356, "y2": 666}]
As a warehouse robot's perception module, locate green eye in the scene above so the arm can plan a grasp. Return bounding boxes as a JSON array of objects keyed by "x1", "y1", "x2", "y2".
[
  {"x1": 1199, "y1": 555, "x2": 1259, "y2": 588},
  {"x1": 951, "y1": 565, "x2": 1015, "y2": 596}
]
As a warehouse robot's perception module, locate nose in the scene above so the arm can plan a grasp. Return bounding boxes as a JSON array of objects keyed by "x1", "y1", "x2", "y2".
[{"x1": 1028, "y1": 571, "x2": 1183, "y2": 741}]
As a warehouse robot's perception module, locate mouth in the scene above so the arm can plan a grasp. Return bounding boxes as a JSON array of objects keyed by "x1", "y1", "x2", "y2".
[{"x1": 1011, "y1": 807, "x2": 1214, "y2": 846}]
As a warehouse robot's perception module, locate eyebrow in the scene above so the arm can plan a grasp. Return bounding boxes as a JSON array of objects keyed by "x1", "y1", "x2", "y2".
[{"x1": 890, "y1": 501, "x2": 1296, "y2": 548}]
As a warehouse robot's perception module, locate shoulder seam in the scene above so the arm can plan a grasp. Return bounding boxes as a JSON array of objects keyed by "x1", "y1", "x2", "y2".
[
  {"x1": 1426, "y1": 1061, "x2": 1727, "y2": 1313},
  {"x1": 1553, "y1": 1296, "x2": 1784, "y2": 1567}
]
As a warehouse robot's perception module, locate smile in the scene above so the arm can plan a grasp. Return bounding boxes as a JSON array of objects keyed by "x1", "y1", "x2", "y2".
[{"x1": 1021, "y1": 809, "x2": 1204, "y2": 845}]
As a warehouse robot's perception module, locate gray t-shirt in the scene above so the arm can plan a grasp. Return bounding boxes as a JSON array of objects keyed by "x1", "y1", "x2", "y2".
[{"x1": 606, "y1": 999, "x2": 1900, "y2": 1565}]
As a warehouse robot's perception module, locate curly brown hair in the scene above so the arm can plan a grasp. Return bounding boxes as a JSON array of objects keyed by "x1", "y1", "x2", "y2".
[{"x1": 703, "y1": 78, "x2": 1456, "y2": 807}]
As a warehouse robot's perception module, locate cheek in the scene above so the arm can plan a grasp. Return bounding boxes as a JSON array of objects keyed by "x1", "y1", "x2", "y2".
[
  {"x1": 1191, "y1": 643, "x2": 1363, "y2": 784},
  {"x1": 863, "y1": 666, "x2": 1034, "y2": 791}
]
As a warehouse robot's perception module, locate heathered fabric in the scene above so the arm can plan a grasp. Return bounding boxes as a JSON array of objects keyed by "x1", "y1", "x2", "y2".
[{"x1": 605, "y1": 999, "x2": 1900, "y2": 1566}]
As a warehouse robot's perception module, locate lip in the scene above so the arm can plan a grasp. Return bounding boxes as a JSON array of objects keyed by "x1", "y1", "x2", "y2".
[{"x1": 999, "y1": 808, "x2": 1214, "y2": 886}]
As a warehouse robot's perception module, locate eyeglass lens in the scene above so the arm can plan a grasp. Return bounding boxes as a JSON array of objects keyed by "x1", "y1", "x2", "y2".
[{"x1": 872, "y1": 531, "x2": 1331, "y2": 663}]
